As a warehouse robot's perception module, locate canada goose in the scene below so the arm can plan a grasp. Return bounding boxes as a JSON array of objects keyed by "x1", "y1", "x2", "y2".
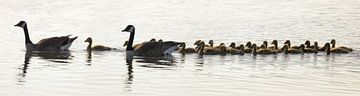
[
  {"x1": 198, "y1": 41, "x2": 226, "y2": 55},
  {"x1": 229, "y1": 42, "x2": 236, "y2": 48},
  {"x1": 251, "y1": 44, "x2": 277, "y2": 55},
  {"x1": 178, "y1": 42, "x2": 196, "y2": 54},
  {"x1": 243, "y1": 41, "x2": 252, "y2": 53},
  {"x1": 284, "y1": 40, "x2": 301, "y2": 49},
  {"x1": 226, "y1": 43, "x2": 244, "y2": 55},
  {"x1": 269, "y1": 40, "x2": 283, "y2": 53},
  {"x1": 324, "y1": 42, "x2": 349, "y2": 55},
  {"x1": 84, "y1": 37, "x2": 115, "y2": 51},
  {"x1": 15, "y1": 21, "x2": 77, "y2": 52},
  {"x1": 208, "y1": 40, "x2": 214, "y2": 47},
  {"x1": 283, "y1": 44, "x2": 304, "y2": 54},
  {"x1": 122, "y1": 25, "x2": 181, "y2": 57},
  {"x1": 330, "y1": 39, "x2": 353, "y2": 51},
  {"x1": 123, "y1": 41, "x2": 142, "y2": 49},
  {"x1": 304, "y1": 40, "x2": 311, "y2": 48},
  {"x1": 123, "y1": 38, "x2": 157, "y2": 49}
]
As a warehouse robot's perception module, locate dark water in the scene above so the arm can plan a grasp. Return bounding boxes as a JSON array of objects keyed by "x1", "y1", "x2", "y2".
[{"x1": 1, "y1": 0, "x2": 360, "y2": 96}]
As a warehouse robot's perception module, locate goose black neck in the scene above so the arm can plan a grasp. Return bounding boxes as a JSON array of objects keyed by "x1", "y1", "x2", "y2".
[
  {"x1": 87, "y1": 41, "x2": 92, "y2": 52},
  {"x1": 23, "y1": 25, "x2": 33, "y2": 44},
  {"x1": 126, "y1": 30, "x2": 135, "y2": 51}
]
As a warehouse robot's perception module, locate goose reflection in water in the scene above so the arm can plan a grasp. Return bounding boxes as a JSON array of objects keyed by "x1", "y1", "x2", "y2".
[
  {"x1": 18, "y1": 51, "x2": 72, "y2": 83},
  {"x1": 124, "y1": 51, "x2": 134, "y2": 91}
]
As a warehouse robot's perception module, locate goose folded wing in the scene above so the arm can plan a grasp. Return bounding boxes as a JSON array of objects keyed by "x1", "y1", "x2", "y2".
[{"x1": 36, "y1": 36, "x2": 71, "y2": 50}]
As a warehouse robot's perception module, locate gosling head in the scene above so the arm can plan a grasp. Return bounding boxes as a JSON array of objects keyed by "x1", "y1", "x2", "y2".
[
  {"x1": 263, "y1": 41, "x2": 268, "y2": 48},
  {"x1": 158, "y1": 39, "x2": 163, "y2": 43},
  {"x1": 194, "y1": 40, "x2": 201, "y2": 45},
  {"x1": 330, "y1": 39, "x2": 336, "y2": 44},
  {"x1": 208, "y1": 40, "x2": 214, "y2": 46},
  {"x1": 245, "y1": 42, "x2": 252, "y2": 48},
  {"x1": 305, "y1": 40, "x2": 311, "y2": 47},
  {"x1": 229, "y1": 42, "x2": 236, "y2": 48},
  {"x1": 122, "y1": 25, "x2": 135, "y2": 33},
  {"x1": 15, "y1": 21, "x2": 27, "y2": 28},
  {"x1": 271, "y1": 40, "x2": 277, "y2": 45},
  {"x1": 150, "y1": 38, "x2": 156, "y2": 42}
]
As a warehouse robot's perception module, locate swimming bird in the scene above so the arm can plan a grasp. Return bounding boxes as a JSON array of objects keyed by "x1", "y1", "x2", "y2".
[
  {"x1": 324, "y1": 42, "x2": 349, "y2": 55},
  {"x1": 122, "y1": 25, "x2": 181, "y2": 57},
  {"x1": 269, "y1": 40, "x2": 283, "y2": 53},
  {"x1": 226, "y1": 43, "x2": 244, "y2": 55},
  {"x1": 15, "y1": 21, "x2": 77, "y2": 52},
  {"x1": 178, "y1": 42, "x2": 196, "y2": 54},
  {"x1": 84, "y1": 37, "x2": 115, "y2": 51},
  {"x1": 197, "y1": 41, "x2": 226, "y2": 55},
  {"x1": 251, "y1": 44, "x2": 277, "y2": 55},
  {"x1": 283, "y1": 44, "x2": 304, "y2": 54},
  {"x1": 284, "y1": 40, "x2": 301, "y2": 49},
  {"x1": 243, "y1": 41, "x2": 252, "y2": 53},
  {"x1": 330, "y1": 39, "x2": 353, "y2": 52}
]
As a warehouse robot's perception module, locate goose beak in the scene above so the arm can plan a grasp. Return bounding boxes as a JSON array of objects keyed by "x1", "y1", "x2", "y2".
[{"x1": 14, "y1": 24, "x2": 20, "y2": 27}]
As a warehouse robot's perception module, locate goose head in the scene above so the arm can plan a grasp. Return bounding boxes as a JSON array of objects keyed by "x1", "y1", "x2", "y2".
[
  {"x1": 324, "y1": 42, "x2": 331, "y2": 55},
  {"x1": 208, "y1": 40, "x2": 214, "y2": 47},
  {"x1": 305, "y1": 40, "x2": 311, "y2": 48},
  {"x1": 330, "y1": 39, "x2": 336, "y2": 48},
  {"x1": 271, "y1": 40, "x2": 277, "y2": 45},
  {"x1": 229, "y1": 42, "x2": 236, "y2": 48},
  {"x1": 84, "y1": 37, "x2": 92, "y2": 43},
  {"x1": 245, "y1": 41, "x2": 252, "y2": 48},
  {"x1": 314, "y1": 41, "x2": 319, "y2": 49},
  {"x1": 122, "y1": 25, "x2": 135, "y2": 32},
  {"x1": 284, "y1": 40, "x2": 291, "y2": 46},
  {"x1": 15, "y1": 21, "x2": 27, "y2": 28},
  {"x1": 150, "y1": 38, "x2": 156, "y2": 42},
  {"x1": 179, "y1": 42, "x2": 186, "y2": 49},
  {"x1": 300, "y1": 44, "x2": 305, "y2": 51},
  {"x1": 263, "y1": 41, "x2": 268, "y2": 48},
  {"x1": 158, "y1": 39, "x2": 163, "y2": 43},
  {"x1": 238, "y1": 44, "x2": 245, "y2": 50}
]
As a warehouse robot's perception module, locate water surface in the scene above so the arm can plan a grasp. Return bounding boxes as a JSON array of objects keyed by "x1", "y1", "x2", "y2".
[{"x1": 1, "y1": 0, "x2": 360, "y2": 96}]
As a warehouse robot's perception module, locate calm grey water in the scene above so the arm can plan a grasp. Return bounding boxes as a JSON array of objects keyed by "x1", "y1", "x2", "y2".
[{"x1": 1, "y1": 0, "x2": 360, "y2": 96}]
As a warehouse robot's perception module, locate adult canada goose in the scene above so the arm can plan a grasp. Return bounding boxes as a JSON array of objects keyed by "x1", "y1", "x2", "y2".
[
  {"x1": 84, "y1": 37, "x2": 115, "y2": 51},
  {"x1": 251, "y1": 44, "x2": 277, "y2": 55},
  {"x1": 178, "y1": 42, "x2": 196, "y2": 54},
  {"x1": 324, "y1": 42, "x2": 349, "y2": 55},
  {"x1": 122, "y1": 25, "x2": 181, "y2": 57},
  {"x1": 283, "y1": 44, "x2": 304, "y2": 54},
  {"x1": 15, "y1": 21, "x2": 77, "y2": 52},
  {"x1": 284, "y1": 40, "x2": 301, "y2": 49},
  {"x1": 330, "y1": 39, "x2": 353, "y2": 51},
  {"x1": 198, "y1": 41, "x2": 226, "y2": 55}
]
